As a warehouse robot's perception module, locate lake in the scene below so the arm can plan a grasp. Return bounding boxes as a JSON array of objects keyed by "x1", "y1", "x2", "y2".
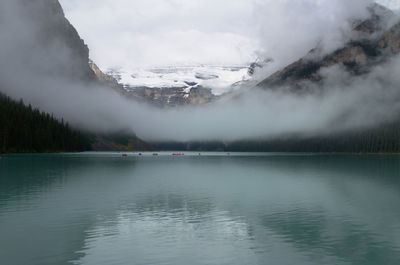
[{"x1": 1, "y1": 152, "x2": 400, "y2": 265}]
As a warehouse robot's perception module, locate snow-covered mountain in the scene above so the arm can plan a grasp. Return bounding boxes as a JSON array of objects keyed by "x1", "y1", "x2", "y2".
[{"x1": 107, "y1": 65, "x2": 251, "y2": 96}]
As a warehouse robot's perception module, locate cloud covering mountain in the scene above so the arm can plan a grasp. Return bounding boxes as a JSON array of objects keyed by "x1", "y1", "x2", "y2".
[
  {"x1": 59, "y1": 0, "x2": 397, "y2": 72},
  {"x1": 1, "y1": 0, "x2": 400, "y2": 143}
]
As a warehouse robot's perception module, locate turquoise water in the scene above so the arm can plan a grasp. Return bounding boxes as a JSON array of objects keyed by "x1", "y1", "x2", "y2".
[{"x1": 1, "y1": 152, "x2": 400, "y2": 265}]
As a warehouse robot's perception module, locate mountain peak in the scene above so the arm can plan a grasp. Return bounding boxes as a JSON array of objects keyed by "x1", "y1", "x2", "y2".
[
  {"x1": 353, "y1": 3, "x2": 395, "y2": 35},
  {"x1": 257, "y1": 4, "x2": 400, "y2": 91}
]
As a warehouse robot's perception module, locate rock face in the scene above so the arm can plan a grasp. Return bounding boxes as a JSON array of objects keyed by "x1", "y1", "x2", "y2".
[
  {"x1": 25, "y1": 0, "x2": 218, "y2": 109},
  {"x1": 353, "y1": 4, "x2": 394, "y2": 35},
  {"x1": 14, "y1": 0, "x2": 97, "y2": 82},
  {"x1": 378, "y1": 23, "x2": 400, "y2": 53},
  {"x1": 88, "y1": 60, "x2": 127, "y2": 95},
  {"x1": 95, "y1": 65, "x2": 246, "y2": 108},
  {"x1": 257, "y1": 4, "x2": 399, "y2": 91},
  {"x1": 89, "y1": 63, "x2": 217, "y2": 108},
  {"x1": 89, "y1": 60, "x2": 119, "y2": 86},
  {"x1": 8, "y1": 0, "x2": 125, "y2": 87},
  {"x1": 121, "y1": 86, "x2": 217, "y2": 108},
  {"x1": 5, "y1": 0, "x2": 130, "y2": 93},
  {"x1": 187, "y1": 86, "x2": 215, "y2": 105},
  {"x1": 0, "y1": 0, "x2": 151, "y2": 150}
]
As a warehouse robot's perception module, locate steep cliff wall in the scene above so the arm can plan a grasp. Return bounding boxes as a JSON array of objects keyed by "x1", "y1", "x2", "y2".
[
  {"x1": 0, "y1": 0, "x2": 150, "y2": 151},
  {"x1": 4, "y1": 0, "x2": 98, "y2": 82}
]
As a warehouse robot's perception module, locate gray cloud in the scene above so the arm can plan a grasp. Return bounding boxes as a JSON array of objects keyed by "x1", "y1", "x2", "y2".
[
  {"x1": 59, "y1": 0, "x2": 259, "y2": 69},
  {"x1": 377, "y1": 0, "x2": 400, "y2": 9},
  {"x1": 252, "y1": 0, "x2": 377, "y2": 79},
  {"x1": 1, "y1": 0, "x2": 400, "y2": 143},
  {"x1": 59, "y1": 0, "x2": 391, "y2": 72}
]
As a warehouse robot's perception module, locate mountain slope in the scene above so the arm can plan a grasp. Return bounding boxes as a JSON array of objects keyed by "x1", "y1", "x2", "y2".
[
  {"x1": 0, "y1": 0, "x2": 150, "y2": 152},
  {"x1": 91, "y1": 65, "x2": 239, "y2": 108},
  {"x1": 19, "y1": 0, "x2": 97, "y2": 81},
  {"x1": 257, "y1": 4, "x2": 399, "y2": 91}
]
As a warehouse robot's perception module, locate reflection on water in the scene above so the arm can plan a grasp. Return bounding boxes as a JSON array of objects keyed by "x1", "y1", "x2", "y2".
[{"x1": 0, "y1": 153, "x2": 400, "y2": 265}]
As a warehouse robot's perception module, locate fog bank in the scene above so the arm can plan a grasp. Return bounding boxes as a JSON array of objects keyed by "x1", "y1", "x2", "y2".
[{"x1": 1, "y1": 0, "x2": 400, "y2": 142}]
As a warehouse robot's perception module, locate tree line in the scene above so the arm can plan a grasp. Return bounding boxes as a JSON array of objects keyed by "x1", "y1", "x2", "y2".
[
  {"x1": 0, "y1": 92, "x2": 91, "y2": 153},
  {"x1": 225, "y1": 125, "x2": 400, "y2": 153},
  {"x1": 153, "y1": 123, "x2": 400, "y2": 153},
  {"x1": 2, "y1": 90, "x2": 400, "y2": 153}
]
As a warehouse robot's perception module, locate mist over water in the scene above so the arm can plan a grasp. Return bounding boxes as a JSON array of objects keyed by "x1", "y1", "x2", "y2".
[{"x1": 1, "y1": 0, "x2": 400, "y2": 142}]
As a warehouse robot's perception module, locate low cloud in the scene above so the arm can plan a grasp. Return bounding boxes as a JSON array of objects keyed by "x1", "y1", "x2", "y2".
[
  {"x1": 59, "y1": 0, "x2": 259, "y2": 69},
  {"x1": 59, "y1": 0, "x2": 385, "y2": 72},
  {"x1": 1, "y1": 0, "x2": 400, "y2": 143}
]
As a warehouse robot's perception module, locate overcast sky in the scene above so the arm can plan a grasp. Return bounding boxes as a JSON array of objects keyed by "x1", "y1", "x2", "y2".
[{"x1": 59, "y1": 0, "x2": 399, "y2": 71}]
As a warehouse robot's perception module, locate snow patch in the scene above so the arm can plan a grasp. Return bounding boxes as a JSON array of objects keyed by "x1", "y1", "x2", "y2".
[{"x1": 107, "y1": 65, "x2": 251, "y2": 96}]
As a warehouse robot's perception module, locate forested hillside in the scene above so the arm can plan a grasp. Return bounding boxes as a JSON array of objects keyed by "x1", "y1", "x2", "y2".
[
  {"x1": 0, "y1": 93, "x2": 91, "y2": 153},
  {"x1": 225, "y1": 124, "x2": 400, "y2": 153},
  {"x1": 153, "y1": 123, "x2": 400, "y2": 153}
]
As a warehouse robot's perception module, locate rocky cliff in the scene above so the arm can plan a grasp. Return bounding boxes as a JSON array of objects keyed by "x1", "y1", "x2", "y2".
[
  {"x1": 257, "y1": 4, "x2": 400, "y2": 91},
  {"x1": 0, "y1": 0, "x2": 150, "y2": 151},
  {"x1": 13, "y1": 0, "x2": 98, "y2": 82},
  {"x1": 119, "y1": 85, "x2": 217, "y2": 108},
  {"x1": 12, "y1": 0, "x2": 132, "y2": 87},
  {"x1": 89, "y1": 65, "x2": 226, "y2": 108}
]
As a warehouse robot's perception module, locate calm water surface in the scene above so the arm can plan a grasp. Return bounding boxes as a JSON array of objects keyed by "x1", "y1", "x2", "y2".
[{"x1": 1, "y1": 152, "x2": 400, "y2": 265}]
